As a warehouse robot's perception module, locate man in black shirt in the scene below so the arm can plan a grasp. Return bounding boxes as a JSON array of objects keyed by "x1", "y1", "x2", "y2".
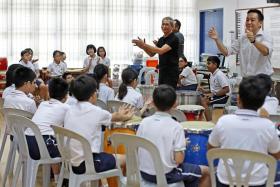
[{"x1": 132, "y1": 17, "x2": 179, "y2": 88}]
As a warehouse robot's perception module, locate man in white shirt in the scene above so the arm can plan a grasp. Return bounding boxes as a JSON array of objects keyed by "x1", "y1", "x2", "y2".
[
  {"x1": 4, "y1": 67, "x2": 37, "y2": 114},
  {"x1": 208, "y1": 76, "x2": 280, "y2": 186},
  {"x1": 137, "y1": 85, "x2": 210, "y2": 187},
  {"x1": 208, "y1": 9, "x2": 273, "y2": 77},
  {"x1": 48, "y1": 50, "x2": 67, "y2": 77},
  {"x1": 199, "y1": 56, "x2": 230, "y2": 121}
]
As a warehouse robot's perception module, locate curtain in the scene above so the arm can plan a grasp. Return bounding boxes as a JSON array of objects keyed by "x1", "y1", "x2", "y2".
[{"x1": 0, "y1": 0, "x2": 198, "y2": 68}]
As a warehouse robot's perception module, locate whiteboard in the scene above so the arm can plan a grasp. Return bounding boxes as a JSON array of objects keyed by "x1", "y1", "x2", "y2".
[{"x1": 263, "y1": 7, "x2": 280, "y2": 68}]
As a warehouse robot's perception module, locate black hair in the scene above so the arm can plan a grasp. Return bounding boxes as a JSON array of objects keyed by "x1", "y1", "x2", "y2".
[
  {"x1": 207, "y1": 56, "x2": 220, "y2": 67},
  {"x1": 20, "y1": 49, "x2": 30, "y2": 60},
  {"x1": 97, "y1": 46, "x2": 107, "y2": 57},
  {"x1": 5, "y1": 64, "x2": 24, "y2": 88},
  {"x1": 174, "y1": 19, "x2": 181, "y2": 30},
  {"x1": 62, "y1": 72, "x2": 72, "y2": 80},
  {"x1": 118, "y1": 67, "x2": 138, "y2": 100},
  {"x1": 25, "y1": 48, "x2": 33, "y2": 55},
  {"x1": 93, "y1": 64, "x2": 109, "y2": 89},
  {"x1": 247, "y1": 9, "x2": 264, "y2": 22},
  {"x1": 70, "y1": 75, "x2": 97, "y2": 101},
  {"x1": 153, "y1": 84, "x2": 177, "y2": 111},
  {"x1": 86, "y1": 44, "x2": 96, "y2": 55},
  {"x1": 256, "y1": 73, "x2": 272, "y2": 96},
  {"x1": 60, "y1": 51, "x2": 65, "y2": 55},
  {"x1": 239, "y1": 76, "x2": 266, "y2": 111},
  {"x1": 53, "y1": 50, "x2": 61, "y2": 58},
  {"x1": 48, "y1": 78, "x2": 69, "y2": 101},
  {"x1": 13, "y1": 66, "x2": 36, "y2": 88},
  {"x1": 180, "y1": 56, "x2": 187, "y2": 63}
]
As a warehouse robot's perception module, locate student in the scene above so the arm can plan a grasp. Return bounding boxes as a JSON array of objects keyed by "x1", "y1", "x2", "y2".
[
  {"x1": 199, "y1": 56, "x2": 230, "y2": 121},
  {"x1": 25, "y1": 78, "x2": 70, "y2": 183},
  {"x1": 177, "y1": 56, "x2": 198, "y2": 91},
  {"x1": 137, "y1": 84, "x2": 210, "y2": 187},
  {"x1": 19, "y1": 49, "x2": 36, "y2": 72},
  {"x1": 2, "y1": 64, "x2": 24, "y2": 99},
  {"x1": 4, "y1": 66, "x2": 37, "y2": 114},
  {"x1": 62, "y1": 72, "x2": 74, "y2": 84},
  {"x1": 62, "y1": 72, "x2": 77, "y2": 106},
  {"x1": 97, "y1": 46, "x2": 110, "y2": 67},
  {"x1": 256, "y1": 74, "x2": 279, "y2": 117},
  {"x1": 25, "y1": 48, "x2": 40, "y2": 77},
  {"x1": 64, "y1": 75, "x2": 133, "y2": 175},
  {"x1": 208, "y1": 76, "x2": 280, "y2": 187},
  {"x1": 115, "y1": 67, "x2": 144, "y2": 109},
  {"x1": 48, "y1": 50, "x2": 67, "y2": 77},
  {"x1": 61, "y1": 51, "x2": 67, "y2": 63},
  {"x1": 83, "y1": 44, "x2": 99, "y2": 74},
  {"x1": 93, "y1": 64, "x2": 114, "y2": 104}
]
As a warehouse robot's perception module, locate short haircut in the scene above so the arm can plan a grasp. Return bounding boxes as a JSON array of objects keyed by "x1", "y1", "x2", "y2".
[
  {"x1": 60, "y1": 51, "x2": 65, "y2": 55},
  {"x1": 162, "y1": 17, "x2": 174, "y2": 27},
  {"x1": 86, "y1": 44, "x2": 96, "y2": 55},
  {"x1": 256, "y1": 73, "x2": 272, "y2": 95},
  {"x1": 13, "y1": 66, "x2": 36, "y2": 88},
  {"x1": 174, "y1": 19, "x2": 181, "y2": 30},
  {"x1": 97, "y1": 46, "x2": 107, "y2": 57},
  {"x1": 25, "y1": 48, "x2": 33, "y2": 55},
  {"x1": 239, "y1": 76, "x2": 266, "y2": 111},
  {"x1": 21, "y1": 49, "x2": 30, "y2": 57},
  {"x1": 247, "y1": 9, "x2": 264, "y2": 22},
  {"x1": 70, "y1": 75, "x2": 97, "y2": 101},
  {"x1": 6, "y1": 64, "x2": 24, "y2": 88},
  {"x1": 207, "y1": 56, "x2": 220, "y2": 67},
  {"x1": 153, "y1": 84, "x2": 177, "y2": 111},
  {"x1": 62, "y1": 72, "x2": 72, "y2": 80},
  {"x1": 48, "y1": 78, "x2": 69, "y2": 101},
  {"x1": 53, "y1": 50, "x2": 61, "y2": 58}
]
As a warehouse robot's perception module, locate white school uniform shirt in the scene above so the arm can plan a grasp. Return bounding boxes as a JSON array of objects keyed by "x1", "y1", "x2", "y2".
[
  {"x1": 65, "y1": 95, "x2": 78, "y2": 106},
  {"x1": 83, "y1": 56, "x2": 99, "y2": 74},
  {"x1": 258, "y1": 96, "x2": 279, "y2": 115},
  {"x1": 226, "y1": 29, "x2": 273, "y2": 77},
  {"x1": 25, "y1": 99, "x2": 70, "y2": 136},
  {"x1": 115, "y1": 86, "x2": 144, "y2": 109},
  {"x1": 19, "y1": 60, "x2": 36, "y2": 72},
  {"x1": 4, "y1": 89, "x2": 37, "y2": 114},
  {"x1": 137, "y1": 112, "x2": 186, "y2": 175},
  {"x1": 180, "y1": 66, "x2": 197, "y2": 86},
  {"x1": 98, "y1": 83, "x2": 114, "y2": 104},
  {"x1": 98, "y1": 57, "x2": 110, "y2": 67},
  {"x1": 64, "y1": 102, "x2": 112, "y2": 166},
  {"x1": 210, "y1": 69, "x2": 231, "y2": 96},
  {"x1": 2, "y1": 84, "x2": 15, "y2": 99},
  {"x1": 48, "y1": 61, "x2": 67, "y2": 77},
  {"x1": 208, "y1": 109, "x2": 280, "y2": 186}
]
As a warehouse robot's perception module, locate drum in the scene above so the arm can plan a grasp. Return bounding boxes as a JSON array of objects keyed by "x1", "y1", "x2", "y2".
[
  {"x1": 177, "y1": 105, "x2": 205, "y2": 121},
  {"x1": 181, "y1": 121, "x2": 215, "y2": 166},
  {"x1": 176, "y1": 90, "x2": 199, "y2": 105}
]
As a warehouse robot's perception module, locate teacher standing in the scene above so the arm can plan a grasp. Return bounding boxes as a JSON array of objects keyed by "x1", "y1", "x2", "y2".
[{"x1": 132, "y1": 17, "x2": 179, "y2": 88}]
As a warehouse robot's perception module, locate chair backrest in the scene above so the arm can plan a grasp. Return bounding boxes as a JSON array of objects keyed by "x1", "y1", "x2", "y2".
[
  {"x1": 6, "y1": 114, "x2": 52, "y2": 160},
  {"x1": 207, "y1": 148, "x2": 277, "y2": 187},
  {"x1": 169, "y1": 109, "x2": 187, "y2": 122},
  {"x1": 96, "y1": 99, "x2": 109, "y2": 111},
  {"x1": 107, "y1": 100, "x2": 141, "y2": 116},
  {"x1": 110, "y1": 133, "x2": 168, "y2": 187},
  {"x1": 51, "y1": 125, "x2": 97, "y2": 175}
]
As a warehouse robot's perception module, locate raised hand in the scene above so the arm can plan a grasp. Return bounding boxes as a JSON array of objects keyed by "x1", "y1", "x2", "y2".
[
  {"x1": 132, "y1": 37, "x2": 146, "y2": 49},
  {"x1": 246, "y1": 29, "x2": 255, "y2": 43},
  {"x1": 208, "y1": 27, "x2": 218, "y2": 40},
  {"x1": 118, "y1": 104, "x2": 135, "y2": 121}
]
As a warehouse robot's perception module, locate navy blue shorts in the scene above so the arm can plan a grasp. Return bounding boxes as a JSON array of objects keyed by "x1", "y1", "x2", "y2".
[
  {"x1": 26, "y1": 135, "x2": 60, "y2": 160},
  {"x1": 210, "y1": 95, "x2": 229, "y2": 105},
  {"x1": 141, "y1": 163, "x2": 201, "y2": 187},
  {"x1": 72, "y1": 152, "x2": 116, "y2": 174}
]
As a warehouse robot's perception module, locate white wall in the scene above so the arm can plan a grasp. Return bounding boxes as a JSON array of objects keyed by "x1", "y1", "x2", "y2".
[{"x1": 197, "y1": 0, "x2": 278, "y2": 74}]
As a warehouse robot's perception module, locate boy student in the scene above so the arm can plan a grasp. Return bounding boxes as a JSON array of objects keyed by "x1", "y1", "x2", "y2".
[
  {"x1": 137, "y1": 85, "x2": 210, "y2": 187},
  {"x1": 48, "y1": 50, "x2": 67, "y2": 77},
  {"x1": 256, "y1": 74, "x2": 279, "y2": 117},
  {"x1": 199, "y1": 56, "x2": 230, "y2": 121},
  {"x1": 25, "y1": 78, "x2": 70, "y2": 183},
  {"x1": 208, "y1": 76, "x2": 280, "y2": 187},
  {"x1": 64, "y1": 75, "x2": 134, "y2": 174},
  {"x1": 4, "y1": 66, "x2": 37, "y2": 114}
]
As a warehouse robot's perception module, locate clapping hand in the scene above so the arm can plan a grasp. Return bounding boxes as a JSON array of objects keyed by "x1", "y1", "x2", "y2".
[{"x1": 118, "y1": 104, "x2": 135, "y2": 121}]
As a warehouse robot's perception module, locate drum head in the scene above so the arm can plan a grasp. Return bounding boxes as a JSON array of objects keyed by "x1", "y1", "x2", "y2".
[
  {"x1": 180, "y1": 121, "x2": 215, "y2": 133},
  {"x1": 177, "y1": 105, "x2": 205, "y2": 112}
]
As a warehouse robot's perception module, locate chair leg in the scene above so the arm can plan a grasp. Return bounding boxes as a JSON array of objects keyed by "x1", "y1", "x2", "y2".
[
  {"x1": 42, "y1": 164, "x2": 51, "y2": 187},
  {"x1": 69, "y1": 175, "x2": 80, "y2": 187},
  {"x1": 2, "y1": 140, "x2": 16, "y2": 187},
  {"x1": 57, "y1": 162, "x2": 65, "y2": 187},
  {"x1": 9, "y1": 141, "x2": 17, "y2": 175},
  {"x1": 26, "y1": 160, "x2": 39, "y2": 187},
  {"x1": 11, "y1": 155, "x2": 23, "y2": 187},
  {"x1": 0, "y1": 131, "x2": 8, "y2": 162}
]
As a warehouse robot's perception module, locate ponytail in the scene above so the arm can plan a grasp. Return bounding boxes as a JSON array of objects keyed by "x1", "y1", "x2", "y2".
[
  {"x1": 118, "y1": 83, "x2": 128, "y2": 100},
  {"x1": 118, "y1": 67, "x2": 138, "y2": 100}
]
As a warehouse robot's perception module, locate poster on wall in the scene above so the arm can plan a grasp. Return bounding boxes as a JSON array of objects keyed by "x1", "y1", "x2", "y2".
[{"x1": 263, "y1": 7, "x2": 280, "y2": 69}]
